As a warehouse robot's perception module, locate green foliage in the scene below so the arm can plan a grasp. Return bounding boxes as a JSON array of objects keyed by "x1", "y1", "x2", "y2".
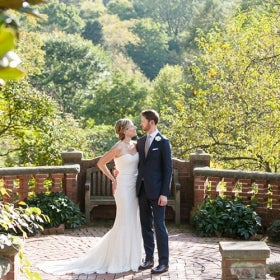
[
  {"x1": 149, "y1": 64, "x2": 186, "y2": 113},
  {"x1": 31, "y1": 32, "x2": 110, "y2": 117},
  {"x1": 132, "y1": 0, "x2": 190, "y2": 37},
  {"x1": 25, "y1": 192, "x2": 85, "y2": 229},
  {"x1": 161, "y1": 2, "x2": 280, "y2": 172},
  {"x1": 0, "y1": 201, "x2": 48, "y2": 237},
  {"x1": 87, "y1": 125, "x2": 117, "y2": 157},
  {"x1": 0, "y1": 233, "x2": 21, "y2": 251},
  {"x1": 0, "y1": 26, "x2": 24, "y2": 84},
  {"x1": 82, "y1": 19, "x2": 104, "y2": 45},
  {"x1": 0, "y1": 200, "x2": 46, "y2": 280},
  {"x1": 3, "y1": 0, "x2": 276, "y2": 172},
  {"x1": 267, "y1": 219, "x2": 280, "y2": 243},
  {"x1": 107, "y1": 0, "x2": 137, "y2": 20},
  {"x1": 192, "y1": 196, "x2": 262, "y2": 239},
  {"x1": 132, "y1": 0, "x2": 239, "y2": 63},
  {"x1": 17, "y1": 31, "x2": 45, "y2": 76},
  {"x1": 82, "y1": 70, "x2": 148, "y2": 125},
  {"x1": 79, "y1": 0, "x2": 106, "y2": 20},
  {"x1": 0, "y1": 0, "x2": 46, "y2": 84},
  {"x1": 37, "y1": 0, "x2": 85, "y2": 34},
  {"x1": 0, "y1": 81, "x2": 93, "y2": 166},
  {"x1": 126, "y1": 19, "x2": 169, "y2": 80}
]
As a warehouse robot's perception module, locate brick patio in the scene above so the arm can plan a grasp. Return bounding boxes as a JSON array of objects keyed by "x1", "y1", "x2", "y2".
[{"x1": 21, "y1": 223, "x2": 280, "y2": 280}]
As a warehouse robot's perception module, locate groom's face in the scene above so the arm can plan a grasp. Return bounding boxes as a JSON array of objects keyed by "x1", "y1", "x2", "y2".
[{"x1": 140, "y1": 116, "x2": 151, "y2": 133}]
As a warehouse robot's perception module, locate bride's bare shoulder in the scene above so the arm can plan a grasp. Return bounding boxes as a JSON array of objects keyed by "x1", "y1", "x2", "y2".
[
  {"x1": 110, "y1": 141, "x2": 124, "y2": 155},
  {"x1": 111, "y1": 141, "x2": 121, "y2": 149}
]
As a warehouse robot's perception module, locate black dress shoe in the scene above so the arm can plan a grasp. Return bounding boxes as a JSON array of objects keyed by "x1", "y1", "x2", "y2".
[
  {"x1": 151, "y1": 264, "x2": 169, "y2": 274},
  {"x1": 138, "y1": 260, "x2": 154, "y2": 270}
]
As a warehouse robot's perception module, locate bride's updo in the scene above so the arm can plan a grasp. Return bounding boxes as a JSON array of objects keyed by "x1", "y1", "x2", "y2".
[{"x1": 115, "y1": 118, "x2": 132, "y2": 140}]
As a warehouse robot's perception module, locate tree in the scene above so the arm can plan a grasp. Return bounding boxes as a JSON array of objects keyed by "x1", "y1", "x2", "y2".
[
  {"x1": 148, "y1": 64, "x2": 186, "y2": 113},
  {"x1": 0, "y1": 79, "x2": 94, "y2": 166},
  {"x1": 79, "y1": 0, "x2": 106, "y2": 21},
  {"x1": 107, "y1": 0, "x2": 137, "y2": 20},
  {"x1": 31, "y1": 32, "x2": 111, "y2": 117},
  {"x1": 126, "y1": 19, "x2": 169, "y2": 80},
  {"x1": 87, "y1": 124, "x2": 117, "y2": 157},
  {"x1": 132, "y1": 0, "x2": 241, "y2": 65},
  {"x1": 82, "y1": 70, "x2": 148, "y2": 125},
  {"x1": 36, "y1": 0, "x2": 85, "y2": 34},
  {"x1": 132, "y1": 0, "x2": 190, "y2": 38},
  {"x1": 82, "y1": 20, "x2": 104, "y2": 45},
  {"x1": 161, "y1": 2, "x2": 280, "y2": 172}
]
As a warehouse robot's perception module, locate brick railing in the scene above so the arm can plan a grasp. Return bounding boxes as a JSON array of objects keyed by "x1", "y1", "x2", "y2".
[
  {"x1": 60, "y1": 148, "x2": 280, "y2": 227},
  {"x1": 2, "y1": 149, "x2": 279, "y2": 228},
  {"x1": 0, "y1": 164, "x2": 80, "y2": 280},
  {"x1": 0, "y1": 165, "x2": 80, "y2": 204},
  {"x1": 193, "y1": 167, "x2": 280, "y2": 227}
]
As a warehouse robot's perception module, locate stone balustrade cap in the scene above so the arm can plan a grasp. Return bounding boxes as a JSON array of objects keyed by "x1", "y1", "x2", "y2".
[
  {"x1": 0, "y1": 164, "x2": 80, "y2": 176},
  {"x1": 194, "y1": 166, "x2": 280, "y2": 181},
  {"x1": 219, "y1": 241, "x2": 270, "y2": 259}
]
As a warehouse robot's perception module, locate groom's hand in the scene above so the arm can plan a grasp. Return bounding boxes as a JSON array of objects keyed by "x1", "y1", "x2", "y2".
[
  {"x1": 158, "y1": 195, "x2": 167, "y2": 206},
  {"x1": 111, "y1": 179, "x2": 117, "y2": 195},
  {"x1": 113, "y1": 166, "x2": 119, "y2": 177}
]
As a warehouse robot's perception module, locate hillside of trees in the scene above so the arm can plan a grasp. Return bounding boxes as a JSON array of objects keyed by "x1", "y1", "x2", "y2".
[{"x1": 1, "y1": 0, "x2": 280, "y2": 172}]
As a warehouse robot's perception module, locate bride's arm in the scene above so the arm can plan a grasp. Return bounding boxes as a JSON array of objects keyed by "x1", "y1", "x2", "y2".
[{"x1": 97, "y1": 144, "x2": 120, "y2": 193}]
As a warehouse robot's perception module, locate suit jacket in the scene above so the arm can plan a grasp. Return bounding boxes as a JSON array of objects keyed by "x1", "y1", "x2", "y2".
[{"x1": 136, "y1": 132, "x2": 172, "y2": 200}]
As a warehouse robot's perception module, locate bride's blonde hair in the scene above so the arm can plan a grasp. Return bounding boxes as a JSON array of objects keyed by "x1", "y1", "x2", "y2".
[{"x1": 115, "y1": 119, "x2": 132, "y2": 140}]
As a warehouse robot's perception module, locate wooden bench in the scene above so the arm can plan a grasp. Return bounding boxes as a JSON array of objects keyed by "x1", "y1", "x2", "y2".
[{"x1": 84, "y1": 162, "x2": 181, "y2": 225}]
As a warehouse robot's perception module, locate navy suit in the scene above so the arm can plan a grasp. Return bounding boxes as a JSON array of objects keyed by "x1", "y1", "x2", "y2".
[{"x1": 136, "y1": 132, "x2": 172, "y2": 266}]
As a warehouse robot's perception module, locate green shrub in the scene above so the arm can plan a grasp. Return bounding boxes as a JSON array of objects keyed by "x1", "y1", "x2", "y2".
[
  {"x1": 0, "y1": 201, "x2": 48, "y2": 280},
  {"x1": 0, "y1": 202, "x2": 49, "y2": 237},
  {"x1": 25, "y1": 192, "x2": 85, "y2": 229},
  {"x1": 191, "y1": 196, "x2": 262, "y2": 239},
  {"x1": 267, "y1": 219, "x2": 280, "y2": 242}
]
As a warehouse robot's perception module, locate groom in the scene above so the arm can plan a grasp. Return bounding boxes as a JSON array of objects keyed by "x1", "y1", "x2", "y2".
[{"x1": 136, "y1": 109, "x2": 172, "y2": 274}]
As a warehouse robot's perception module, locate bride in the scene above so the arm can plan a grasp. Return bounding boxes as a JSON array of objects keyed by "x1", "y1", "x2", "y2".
[{"x1": 37, "y1": 118, "x2": 142, "y2": 275}]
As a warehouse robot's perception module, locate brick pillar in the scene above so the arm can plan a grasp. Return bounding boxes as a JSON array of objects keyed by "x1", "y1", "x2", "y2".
[
  {"x1": 61, "y1": 148, "x2": 82, "y2": 204},
  {"x1": 2, "y1": 176, "x2": 16, "y2": 203},
  {"x1": 18, "y1": 175, "x2": 31, "y2": 202},
  {"x1": 61, "y1": 148, "x2": 83, "y2": 165},
  {"x1": 0, "y1": 246, "x2": 20, "y2": 280},
  {"x1": 34, "y1": 174, "x2": 49, "y2": 193},
  {"x1": 190, "y1": 150, "x2": 211, "y2": 215},
  {"x1": 189, "y1": 149, "x2": 211, "y2": 171},
  {"x1": 219, "y1": 241, "x2": 270, "y2": 280},
  {"x1": 50, "y1": 173, "x2": 64, "y2": 193},
  {"x1": 64, "y1": 173, "x2": 78, "y2": 203}
]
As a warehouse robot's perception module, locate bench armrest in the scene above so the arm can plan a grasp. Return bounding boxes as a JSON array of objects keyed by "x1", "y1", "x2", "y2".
[
  {"x1": 174, "y1": 182, "x2": 181, "y2": 191},
  {"x1": 85, "y1": 181, "x2": 90, "y2": 191}
]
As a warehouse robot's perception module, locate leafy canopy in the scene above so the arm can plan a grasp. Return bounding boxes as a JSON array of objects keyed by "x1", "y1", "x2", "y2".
[{"x1": 161, "y1": 2, "x2": 280, "y2": 172}]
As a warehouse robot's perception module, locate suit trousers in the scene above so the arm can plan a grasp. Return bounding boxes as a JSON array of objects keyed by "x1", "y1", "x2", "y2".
[{"x1": 138, "y1": 183, "x2": 169, "y2": 265}]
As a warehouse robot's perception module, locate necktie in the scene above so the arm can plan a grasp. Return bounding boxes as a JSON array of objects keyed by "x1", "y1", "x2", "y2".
[{"x1": 145, "y1": 135, "x2": 152, "y2": 157}]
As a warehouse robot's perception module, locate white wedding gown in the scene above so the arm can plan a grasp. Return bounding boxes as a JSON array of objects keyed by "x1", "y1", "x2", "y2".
[{"x1": 37, "y1": 153, "x2": 142, "y2": 275}]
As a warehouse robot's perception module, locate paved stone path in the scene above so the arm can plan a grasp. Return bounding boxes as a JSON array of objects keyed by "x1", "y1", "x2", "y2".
[{"x1": 21, "y1": 223, "x2": 280, "y2": 280}]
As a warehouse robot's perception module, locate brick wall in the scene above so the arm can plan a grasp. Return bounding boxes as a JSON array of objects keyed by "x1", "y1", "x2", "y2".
[
  {"x1": 2, "y1": 149, "x2": 274, "y2": 227},
  {"x1": 193, "y1": 167, "x2": 280, "y2": 228},
  {"x1": 73, "y1": 149, "x2": 280, "y2": 227}
]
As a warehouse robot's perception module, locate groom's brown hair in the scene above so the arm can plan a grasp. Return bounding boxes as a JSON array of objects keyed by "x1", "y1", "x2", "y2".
[{"x1": 141, "y1": 109, "x2": 159, "y2": 125}]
